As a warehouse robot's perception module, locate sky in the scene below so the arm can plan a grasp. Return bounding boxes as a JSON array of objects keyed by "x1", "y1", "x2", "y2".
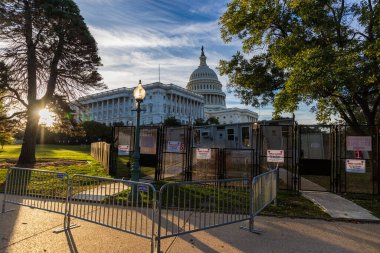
[{"x1": 75, "y1": 0, "x2": 317, "y2": 124}]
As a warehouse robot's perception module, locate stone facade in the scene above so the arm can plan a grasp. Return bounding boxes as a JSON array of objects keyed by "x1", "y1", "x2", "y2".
[{"x1": 77, "y1": 82, "x2": 204, "y2": 126}]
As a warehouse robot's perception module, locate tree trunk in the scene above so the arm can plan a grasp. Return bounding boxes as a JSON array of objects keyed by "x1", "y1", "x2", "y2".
[{"x1": 18, "y1": 107, "x2": 40, "y2": 166}]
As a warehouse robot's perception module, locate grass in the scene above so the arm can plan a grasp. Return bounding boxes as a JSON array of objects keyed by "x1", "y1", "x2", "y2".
[
  {"x1": 261, "y1": 191, "x2": 331, "y2": 219},
  {"x1": 0, "y1": 144, "x2": 109, "y2": 192},
  {"x1": 115, "y1": 156, "x2": 156, "y2": 179},
  {"x1": 0, "y1": 144, "x2": 93, "y2": 160}
]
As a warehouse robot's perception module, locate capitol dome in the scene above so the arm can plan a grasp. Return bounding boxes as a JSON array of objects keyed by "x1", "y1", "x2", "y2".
[{"x1": 187, "y1": 46, "x2": 226, "y2": 112}]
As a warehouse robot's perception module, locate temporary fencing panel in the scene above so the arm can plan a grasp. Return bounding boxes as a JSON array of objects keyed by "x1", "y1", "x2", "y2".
[
  {"x1": 159, "y1": 126, "x2": 191, "y2": 181},
  {"x1": 1, "y1": 167, "x2": 278, "y2": 253},
  {"x1": 156, "y1": 178, "x2": 251, "y2": 251},
  {"x1": 190, "y1": 147, "x2": 220, "y2": 181},
  {"x1": 69, "y1": 175, "x2": 157, "y2": 240},
  {"x1": 298, "y1": 125, "x2": 334, "y2": 192},
  {"x1": 91, "y1": 142, "x2": 111, "y2": 174},
  {"x1": 223, "y1": 149, "x2": 255, "y2": 179},
  {"x1": 112, "y1": 126, "x2": 134, "y2": 177},
  {"x1": 337, "y1": 125, "x2": 379, "y2": 195},
  {"x1": 243, "y1": 169, "x2": 278, "y2": 233},
  {"x1": 1, "y1": 167, "x2": 69, "y2": 215},
  {"x1": 258, "y1": 124, "x2": 296, "y2": 191}
]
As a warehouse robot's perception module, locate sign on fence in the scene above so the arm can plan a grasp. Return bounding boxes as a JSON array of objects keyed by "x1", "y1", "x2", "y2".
[
  {"x1": 118, "y1": 145, "x2": 129, "y2": 156},
  {"x1": 345, "y1": 159, "x2": 366, "y2": 173},
  {"x1": 267, "y1": 150, "x2": 284, "y2": 163},
  {"x1": 166, "y1": 141, "x2": 181, "y2": 152},
  {"x1": 196, "y1": 148, "x2": 211, "y2": 160},
  {"x1": 346, "y1": 136, "x2": 372, "y2": 151}
]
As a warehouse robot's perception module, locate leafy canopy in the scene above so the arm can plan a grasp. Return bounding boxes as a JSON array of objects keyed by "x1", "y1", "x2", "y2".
[{"x1": 219, "y1": 0, "x2": 380, "y2": 127}]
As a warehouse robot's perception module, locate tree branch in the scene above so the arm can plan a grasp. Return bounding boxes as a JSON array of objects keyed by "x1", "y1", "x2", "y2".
[{"x1": 0, "y1": 111, "x2": 26, "y2": 121}]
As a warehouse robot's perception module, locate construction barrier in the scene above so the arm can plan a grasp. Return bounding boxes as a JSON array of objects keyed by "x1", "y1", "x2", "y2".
[{"x1": 1, "y1": 167, "x2": 278, "y2": 253}]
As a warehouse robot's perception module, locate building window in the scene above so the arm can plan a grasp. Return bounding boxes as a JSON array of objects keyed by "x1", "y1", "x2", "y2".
[{"x1": 227, "y1": 129, "x2": 234, "y2": 141}]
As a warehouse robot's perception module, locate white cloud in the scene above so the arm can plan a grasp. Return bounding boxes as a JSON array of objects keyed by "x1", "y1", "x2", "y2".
[{"x1": 90, "y1": 26, "x2": 193, "y2": 49}]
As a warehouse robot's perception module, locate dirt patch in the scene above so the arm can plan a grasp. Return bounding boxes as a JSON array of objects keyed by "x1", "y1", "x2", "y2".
[{"x1": 0, "y1": 159, "x2": 88, "y2": 169}]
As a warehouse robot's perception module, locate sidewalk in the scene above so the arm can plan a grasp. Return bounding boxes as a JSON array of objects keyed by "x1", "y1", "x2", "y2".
[
  {"x1": 279, "y1": 168, "x2": 379, "y2": 221},
  {"x1": 1, "y1": 196, "x2": 380, "y2": 253},
  {"x1": 302, "y1": 191, "x2": 379, "y2": 221}
]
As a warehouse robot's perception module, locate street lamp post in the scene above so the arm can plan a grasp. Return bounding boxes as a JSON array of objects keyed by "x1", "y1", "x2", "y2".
[{"x1": 131, "y1": 80, "x2": 146, "y2": 182}]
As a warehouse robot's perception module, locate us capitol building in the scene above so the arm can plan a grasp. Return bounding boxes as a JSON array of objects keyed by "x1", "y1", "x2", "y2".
[{"x1": 77, "y1": 47, "x2": 258, "y2": 126}]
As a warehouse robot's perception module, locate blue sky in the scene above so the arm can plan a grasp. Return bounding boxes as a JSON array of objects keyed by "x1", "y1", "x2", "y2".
[{"x1": 75, "y1": 0, "x2": 317, "y2": 123}]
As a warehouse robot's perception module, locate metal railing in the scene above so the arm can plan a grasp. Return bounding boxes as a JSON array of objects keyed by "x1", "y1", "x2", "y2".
[
  {"x1": 243, "y1": 168, "x2": 278, "y2": 234},
  {"x1": 68, "y1": 175, "x2": 156, "y2": 240},
  {"x1": 156, "y1": 178, "x2": 250, "y2": 250},
  {"x1": 1, "y1": 167, "x2": 69, "y2": 215},
  {"x1": 1, "y1": 167, "x2": 278, "y2": 253}
]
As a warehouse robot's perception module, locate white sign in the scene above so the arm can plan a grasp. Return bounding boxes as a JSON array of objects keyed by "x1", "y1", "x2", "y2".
[
  {"x1": 267, "y1": 150, "x2": 284, "y2": 163},
  {"x1": 196, "y1": 148, "x2": 211, "y2": 160},
  {"x1": 346, "y1": 136, "x2": 372, "y2": 151},
  {"x1": 345, "y1": 159, "x2": 366, "y2": 173},
  {"x1": 166, "y1": 141, "x2": 181, "y2": 153},
  {"x1": 118, "y1": 145, "x2": 129, "y2": 156}
]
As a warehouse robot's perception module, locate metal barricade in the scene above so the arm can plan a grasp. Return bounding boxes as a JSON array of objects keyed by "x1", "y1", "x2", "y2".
[
  {"x1": 244, "y1": 168, "x2": 278, "y2": 233},
  {"x1": 1, "y1": 167, "x2": 69, "y2": 215},
  {"x1": 156, "y1": 178, "x2": 250, "y2": 251},
  {"x1": 68, "y1": 175, "x2": 157, "y2": 251},
  {"x1": 1, "y1": 167, "x2": 277, "y2": 253}
]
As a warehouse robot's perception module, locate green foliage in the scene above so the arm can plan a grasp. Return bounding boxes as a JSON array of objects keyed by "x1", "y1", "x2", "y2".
[
  {"x1": 219, "y1": 0, "x2": 380, "y2": 127},
  {"x1": 0, "y1": 131, "x2": 13, "y2": 148},
  {"x1": 206, "y1": 116, "x2": 220, "y2": 125},
  {"x1": 193, "y1": 117, "x2": 220, "y2": 126},
  {"x1": 164, "y1": 116, "x2": 181, "y2": 126},
  {"x1": 82, "y1": 121, "x2": 112, "y2": 142},
  {"x1": 193, "y1": 118, "x2": 206, "y2": 126}
]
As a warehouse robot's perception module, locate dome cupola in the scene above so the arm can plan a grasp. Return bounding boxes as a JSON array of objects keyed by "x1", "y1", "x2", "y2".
[{"x1": 186, "y1": 46, "x2": 226, "y2": 112}]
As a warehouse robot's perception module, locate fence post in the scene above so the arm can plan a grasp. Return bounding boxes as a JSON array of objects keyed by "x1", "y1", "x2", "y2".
[
  {"x1": 63, "y1": 176, "x2": 70, "y2": 229},
  {"x1": 274, "y1": 169, "x2": 278, "y2": 206},
  {"x1": 1, "y1": 169, "x2": 11, "y2": 213},
  {"x1": 155, "y1": 189, "x2": 162, "y2": 253},
  {"x1": 248, "y1": 178, "x2": 254, "y2": 232},
  {"x1": 55, "y1": 175, "x2": 80, "y2": 233}
]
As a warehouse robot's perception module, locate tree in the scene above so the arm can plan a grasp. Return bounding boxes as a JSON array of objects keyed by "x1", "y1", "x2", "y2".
[
  {"x1": 206, "y1": 116, "x2": 220, "y2": 125},
  {"x1": 0, "y1": 101, "x2": 15, "y2": 148},
  {"x1": 193, "y1": 118, "x2": 207, "y2": 126},
  {"x1": 0, "y1": 0, "x2": 105, "y2": 165},
  {"x1": 164, "y1": 116, "x2": 181, "y2": 126},
  {"x1": 219, "y1": 0, "x2": 380, "y2": 129},
  {"x1": 82, "y1": 121, "x2": 112, "y2": 143}
]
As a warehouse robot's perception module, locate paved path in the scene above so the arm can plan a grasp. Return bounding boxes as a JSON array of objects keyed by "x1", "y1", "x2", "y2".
[
  {"x1": 0, "y1": 202, "x2": 379, "y2": 253},
  {"x1": 302, "y1": 191, "x2": 379, "y2": 221},
  {"x1": 279, "y1": 168, "x2": 378, "y2": 221},
  {"x1": 72, "y1": 183, "x2": 128, "y2": 202}
]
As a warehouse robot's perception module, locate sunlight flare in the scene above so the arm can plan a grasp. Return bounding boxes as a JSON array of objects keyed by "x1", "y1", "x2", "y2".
[{"x1": 38, "y1": 108, "x2": 55, "y2": 127}]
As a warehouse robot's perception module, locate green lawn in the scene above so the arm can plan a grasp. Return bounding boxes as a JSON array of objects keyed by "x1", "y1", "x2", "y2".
[
  {"x1": 0, "y1": 144, "x2": 93, "y2": 160},
  {"x1": 261, "y1": 191, "x2": 331, "y2": 219},
  {"x1": 0, "y1": 144, "x2": 109, "y2": 191}
]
